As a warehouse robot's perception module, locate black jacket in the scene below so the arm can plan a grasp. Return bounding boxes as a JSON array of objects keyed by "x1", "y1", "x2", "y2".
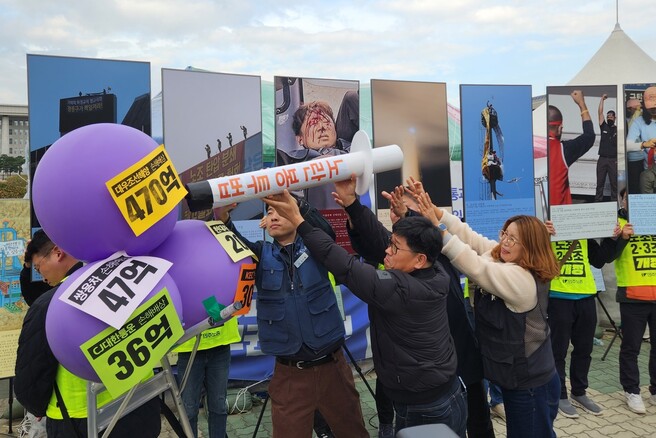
[
  {"x1": 348, "y1": 207, "x2": 483, "y2": 385},
  {"x1": 297, "y1": 199, "x2": 457, "y2": 404},
  {"x1": 15, "y1": 262, "x2": 160, "y2": 437},
  {"x1": 15, "y1": 286, "x2": 60, "y2": 417}
]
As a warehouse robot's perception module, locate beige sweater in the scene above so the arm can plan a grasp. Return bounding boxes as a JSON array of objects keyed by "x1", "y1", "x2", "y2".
[{"x1": 440, "y1": 209, "x2": 537, "y2": 313}]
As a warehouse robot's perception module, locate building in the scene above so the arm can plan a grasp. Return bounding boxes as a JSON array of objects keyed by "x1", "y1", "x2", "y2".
[{"x1": 0, "y1": 104, "x2": 29, "y2": 158}]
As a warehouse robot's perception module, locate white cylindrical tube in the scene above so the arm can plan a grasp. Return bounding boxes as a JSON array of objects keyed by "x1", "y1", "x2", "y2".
[{"x1": 184, "y1": 130, "x2": 403, "y2": 210}]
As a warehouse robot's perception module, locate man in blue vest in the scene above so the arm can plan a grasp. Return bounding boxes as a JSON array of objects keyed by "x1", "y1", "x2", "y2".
[
  {"x1": 216, "y1": 198, "x2": 368, "y2": 438},
  {"x1": 262, "y1": 180, "x2": 466, "y2": 437}
]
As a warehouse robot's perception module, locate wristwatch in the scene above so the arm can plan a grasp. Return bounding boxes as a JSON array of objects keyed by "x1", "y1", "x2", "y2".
[{"x1": 437, "y1": 223, "x2": 447, "y2": 233}]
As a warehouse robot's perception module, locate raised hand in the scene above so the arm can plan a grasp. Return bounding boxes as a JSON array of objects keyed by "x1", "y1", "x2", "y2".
[
  {"x1": 382, "y1": 185, "x2": 408, "y2": 218},
  {"x1": 332, "y1": 173, "x2": 357, "y2": 208},
  {"x1": 416, "y1": 192, "x2": 440, "y2": 226},
  {"x1": 263, "y1": 190, "x2": 304, "y2": 226},
  {"x1": 213, "y1": 203, "x2": 237, "y2": 223},
  {"x1": 404, "y1": 176, "x2": 425, "y2": 199}
]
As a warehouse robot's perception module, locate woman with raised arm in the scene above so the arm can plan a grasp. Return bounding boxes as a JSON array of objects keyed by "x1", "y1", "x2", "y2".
[{"x1": 408, "y1": 178, "x2": 561, "y2": 438}]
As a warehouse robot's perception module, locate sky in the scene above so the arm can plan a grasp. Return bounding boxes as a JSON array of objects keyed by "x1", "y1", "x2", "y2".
[{"x1": 1, "y1": 0, "x2": 655, "y2": 106}]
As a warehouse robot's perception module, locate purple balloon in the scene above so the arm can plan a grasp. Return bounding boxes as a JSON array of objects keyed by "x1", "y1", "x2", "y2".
[
  {"x1": 32, "y1": 123, "x2": 178, "y2": 262},
  {"x1": 46, "y1": 264, "x2": 183, "y2": 382},
  {"x1": 149, "y1": 220, "x2": 253, "y2": 327}
]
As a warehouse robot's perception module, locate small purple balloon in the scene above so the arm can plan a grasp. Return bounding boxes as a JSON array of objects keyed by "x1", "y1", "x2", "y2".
[
  {"x1": 149, "y1": 220, "x2": 253, "y2": 327},
  {"x1": 32, "y1": 123, "x2": 178, "y2": 262},
  {"x1": 46, "y1": 265, "x2": 183, "y2": 382}
]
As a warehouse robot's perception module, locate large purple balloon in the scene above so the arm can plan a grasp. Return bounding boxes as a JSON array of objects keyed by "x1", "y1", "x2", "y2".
[
  {"x1": 32, "y1": 123, "x2": 178, "y2": 262},
  {"x1": 149, "y1": 220, "x2": 253, "y2": 326},
  {"x1": 46, "y1": 264, "x2": 183, "y2": 382}
]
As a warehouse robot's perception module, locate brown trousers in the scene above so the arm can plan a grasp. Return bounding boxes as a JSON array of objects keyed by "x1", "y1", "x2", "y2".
[{"x1": 268, "y1": 349, "x2": 369, "y2": 438}]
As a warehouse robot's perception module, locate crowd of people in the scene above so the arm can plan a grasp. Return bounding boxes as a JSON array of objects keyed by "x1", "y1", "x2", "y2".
[
  {"x1": 13, "y1": 91, "x2": 656, "y2": 438},
  {"x1": 15, "y1": 169, "x2": 656, "y2": 437}
]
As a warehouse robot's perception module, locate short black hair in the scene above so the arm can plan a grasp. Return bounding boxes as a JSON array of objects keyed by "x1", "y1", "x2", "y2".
[
  {"x1": 392, "y1": 216, "x2": 442, "y2": 264},
  {"x1": 607, "y1": 110, "x2": 616, "y2": 117},
  {"x1": 25, "y1": 229, "x2": 53, "y2": 263}
]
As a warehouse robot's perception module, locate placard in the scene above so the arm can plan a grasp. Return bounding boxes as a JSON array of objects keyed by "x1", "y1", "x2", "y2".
[
  {"x1": 80, "y1": 288, "x2": 183, "y2": 397},
  {"x1": 232, "y1": 263, "x2": 257, "y2": 316},
  {"x1": 106, "y1": 145, "x2": 187, "y2": 236},
  {"x1": 59, "y1": 252, "x2": 172, "y2": 329},
  {"x1": 205, "y1": 221, "x2": 256, "y2": 262}
]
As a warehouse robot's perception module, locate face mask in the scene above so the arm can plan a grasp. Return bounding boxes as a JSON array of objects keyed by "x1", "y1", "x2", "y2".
[{"x1": 607, "y1": 119, "x2": 615, "y2": 127}]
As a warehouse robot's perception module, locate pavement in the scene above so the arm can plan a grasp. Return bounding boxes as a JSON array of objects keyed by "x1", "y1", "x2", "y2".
[{"x1": 1, "y1": 328, "x2": 654, "y2": 437}]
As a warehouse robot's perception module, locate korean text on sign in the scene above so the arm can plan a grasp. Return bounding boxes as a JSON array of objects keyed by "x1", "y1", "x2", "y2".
[
  {"x1": 205, "y1": 221, "x2": 257, "y2": 263},
  {"x1": 81, "y1": 288, "x2": 184, "y2": 397},
  {"x1": 106, "y1": 145, "x2": 187, "y2": 236},
  {"x1": 59, "y1": 252, "x2": 172, "y2": 329}
]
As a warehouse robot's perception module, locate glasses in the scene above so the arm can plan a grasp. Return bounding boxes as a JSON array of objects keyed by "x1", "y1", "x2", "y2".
[
  {"x1": 33, "y1": 246, "x2": 55, "y2": 275},
  {"x1": 498, "y1": 230, "x2": 521, "y2": 248},
  {"x1": 388, "y1": 239, "x2": 415, "y2": 255}
]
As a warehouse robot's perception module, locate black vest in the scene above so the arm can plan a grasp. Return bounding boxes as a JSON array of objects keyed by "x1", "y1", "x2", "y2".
[{"x1": 474, "y1": 276, "x2": 555, "y2": 390}]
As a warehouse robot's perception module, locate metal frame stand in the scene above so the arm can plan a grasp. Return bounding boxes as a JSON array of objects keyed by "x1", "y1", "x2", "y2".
[
  {"x1": 85, "y1": 302, "x2": 242, "y2": 437},
  {"x1": 596, "y1": 294, "x2": 622, "y2": 361}
]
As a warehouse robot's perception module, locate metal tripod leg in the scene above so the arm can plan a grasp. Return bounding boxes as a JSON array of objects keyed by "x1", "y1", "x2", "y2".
[
  {"x1": 252, "y1": 390, "x2": 270, "y2": 438},
  {"x1": 596, "y1": 294, "x2": 622, "y2": 361}
]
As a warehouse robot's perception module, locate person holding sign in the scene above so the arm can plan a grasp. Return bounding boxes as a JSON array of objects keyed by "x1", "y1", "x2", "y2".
[
  {"x1": 215, "y1": 197, "x2": 368, "y2": 438},
  {"x1": 548, "y1": 90, "x2": 595, "y2": 205},
  {"x1": 262, "y1": 182, "x2": 466, "y2": 437},
  {"x1": 14, "y1": 232, "x2": 161, "y2": 438},
  {"x1": 413, "y1": 181, "x2": 561, "y2": 438},
  {"x1": 614, "y1": 189, "x2": 656, "y2": 414},
  {"x1": 545, "y1": 226, "x2": 628, "y2": 419}
]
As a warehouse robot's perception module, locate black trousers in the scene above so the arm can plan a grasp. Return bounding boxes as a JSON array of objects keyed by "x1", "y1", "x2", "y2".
[
  {"x1": 548, "y1": 296, "x2": 597, "y2": 399},
  {"x1": 619, "y1": 302, "x2": 656, "y2": 395}
]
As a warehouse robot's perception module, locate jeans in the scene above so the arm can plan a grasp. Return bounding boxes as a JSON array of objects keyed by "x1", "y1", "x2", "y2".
[
  {"x1": 484, "y1": 380, "x2": 504, "y2": 407},
  {"x1": 393, "y1": 378, "x2": 468, "y2": 438},
  {"x1": 502, "y1": 371, "x2": 560, "y2": 438},
  {"x1": 176, "y1": 344, "x2": 231, "y2": 438}
]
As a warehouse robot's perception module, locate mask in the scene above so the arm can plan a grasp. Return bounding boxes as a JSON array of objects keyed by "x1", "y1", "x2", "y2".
[{"x1": 607, "y1": 119, "x2": 615, "y2": 127}]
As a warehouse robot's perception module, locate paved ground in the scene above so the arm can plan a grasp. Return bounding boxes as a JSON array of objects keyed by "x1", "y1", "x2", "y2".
[{"x1": 2, "y1": 329, "x2": 654, "y2": 437}]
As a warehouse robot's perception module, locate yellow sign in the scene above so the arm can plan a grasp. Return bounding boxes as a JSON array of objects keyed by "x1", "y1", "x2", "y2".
[
  {"x1": 80, "y1": 288, "x2": 184, "y2": 397},
  {"x1": 205, "y1": 221, "x2": 256, "y2": 262},
  {"x1": 232, "y1": 263, "x2": 257, "y2": 315},
  {"x1": 106, "y1": 145, "x2": 187, "y2": 236}
]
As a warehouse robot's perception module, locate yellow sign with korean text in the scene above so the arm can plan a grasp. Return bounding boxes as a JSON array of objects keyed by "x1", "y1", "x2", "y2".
[
  {"x1": 205, "y1": 221, "x2": 257, "y2": 262},
  {"x1": 106, "y1": 145, "x2": 187, "y2": 236},
  {"x1": 80, "y1": 288, "x2": 183, "y2": 398}
]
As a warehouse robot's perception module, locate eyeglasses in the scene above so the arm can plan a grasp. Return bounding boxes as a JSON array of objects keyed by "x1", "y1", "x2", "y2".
[
  {"x1": 388, "y1": 239, "x2": 415, "y2": 255},
  {"x1": 33, "y1": 246, "x2": 55, "y2": 275},
  {"x1": 498, "y1": 230, "x2": 521, "y2": 248}
]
